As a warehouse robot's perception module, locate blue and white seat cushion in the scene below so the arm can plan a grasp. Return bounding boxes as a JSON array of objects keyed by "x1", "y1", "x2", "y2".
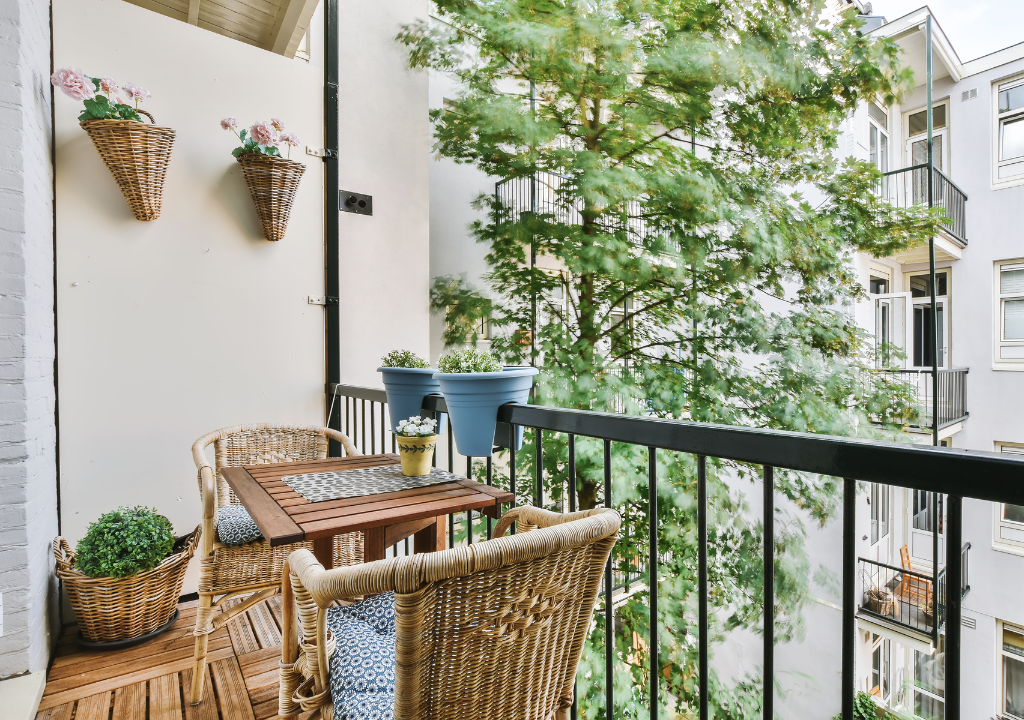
[
  {"x1": 327, "y1": 591, "x2": 396, "y2": 720},
  {"x1": 214, "y1": 504, "x2": 264, "y2": 545}
]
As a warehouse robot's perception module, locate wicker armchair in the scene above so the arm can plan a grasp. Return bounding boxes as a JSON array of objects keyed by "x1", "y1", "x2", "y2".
[
  {"x1": 190, "y1": 423, "x2": 362, "y2": 704},
  {"x1": 279, "y1": 506, "x2": 620, "y2": 720}
]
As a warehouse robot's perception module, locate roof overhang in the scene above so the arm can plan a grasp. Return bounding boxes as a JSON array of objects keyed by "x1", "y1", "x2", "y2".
[{"x1": 869, "y1": 7, "x2": 963, "y2": 86}]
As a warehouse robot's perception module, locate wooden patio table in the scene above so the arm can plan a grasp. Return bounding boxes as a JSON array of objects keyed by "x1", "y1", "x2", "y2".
[{"x1": 221, "y1": 453, "x2": 513, "y2": 568}]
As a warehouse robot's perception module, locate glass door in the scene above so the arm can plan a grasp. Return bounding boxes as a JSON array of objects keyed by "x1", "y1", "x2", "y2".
[{"x1": 873, "y1": 292, "x2": 911, "y2": 367}]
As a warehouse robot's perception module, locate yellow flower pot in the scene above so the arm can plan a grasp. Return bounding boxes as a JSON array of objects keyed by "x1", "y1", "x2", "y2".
[{"x1": 397, "y1": 434, "x2": 437, "y2": 477}]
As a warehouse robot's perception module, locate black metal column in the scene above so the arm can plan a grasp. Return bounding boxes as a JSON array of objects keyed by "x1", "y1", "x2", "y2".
[
  {"x1": 698, "y1": 455, "x2": 709, "y2": 720},
  {"x1": 324, "y1": 0, "x2": 341, "y2": 456},
  {"x1": 842, "y1": 478, "x2": 855, "y2": 720},
  {"x1": 946, "y1": 494, "x2": 963, "y2": 720},
  {"x1": 763, "y1": 466, "x2": 774, "y2": 720}
]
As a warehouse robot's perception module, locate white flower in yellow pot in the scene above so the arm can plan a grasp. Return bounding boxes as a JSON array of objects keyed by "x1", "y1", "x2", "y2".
[{"x1": 396, "y1": 416, "x2": 438, "y2": 477}]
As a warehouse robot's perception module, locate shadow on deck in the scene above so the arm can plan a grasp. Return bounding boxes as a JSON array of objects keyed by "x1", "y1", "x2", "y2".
[{"x1": 35, "y1": 596, "x2": 306, "y2": 720}]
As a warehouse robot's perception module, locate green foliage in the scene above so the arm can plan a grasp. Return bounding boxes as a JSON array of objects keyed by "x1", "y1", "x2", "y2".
[
  {"x1": 75, "y1": 506, "x2": 175, "y2": 579},
  {"x1": 380, "y1": 349, "x2": 431, "y2": 368},
  {"x1": 831, "y1": 691, "x2": 902, "y2": 720},
  {"x1": 78, "y1": 79, "x2": 142, "y2": 122},
  {"x1": 400, "y1": 0, "x2": 937, "y2": 716},
  {"x1": 437, "y1": 347, "x2": 502, "y2": 373},
  {"x1": 231, "y1": 129, "x2": 281, "y2": 159}
]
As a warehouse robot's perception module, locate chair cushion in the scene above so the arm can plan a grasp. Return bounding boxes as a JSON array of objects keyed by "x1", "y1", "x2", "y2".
[
  {"x1": 215, "y1": 505, "x2": 264, "y2": 545},
  {"x1": 327, "y1": 592, "x2": 396, "y2": 720}
]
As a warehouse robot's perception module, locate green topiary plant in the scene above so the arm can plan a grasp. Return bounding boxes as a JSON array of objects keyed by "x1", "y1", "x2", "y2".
[
  {"x1": 75, "y1": 506, "x2": 175, "y2": 579},
  {"x1": 437, "y1": 347, "x2": 502, "y2": 373},
  {"x1": 380, "y1": 349, "x2": 431, "y2": 369}
]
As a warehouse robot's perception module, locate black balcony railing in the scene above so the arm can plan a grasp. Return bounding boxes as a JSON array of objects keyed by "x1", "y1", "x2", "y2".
[
  {"x1": 874, "y1": 368, "x2": 968, "y2": 429},
  {"x1": 858, "y1": 542, "x2": 970, "y2": 639},
  {"x1": 879, "y1": 164, "x2": 968, "y2": 245},
  {"x1": 327, "y1": 382, "x2": 1024, "y2": 720}
]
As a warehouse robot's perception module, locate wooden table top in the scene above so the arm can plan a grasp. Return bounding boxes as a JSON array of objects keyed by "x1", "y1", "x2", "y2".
[{"x1": 221, "y1": 454, "x2": 514, "y2": 547}]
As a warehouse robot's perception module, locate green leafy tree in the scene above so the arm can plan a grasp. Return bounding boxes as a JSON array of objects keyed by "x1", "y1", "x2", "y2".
[{"x1": 400, "y1": 0, "x2": 941, "y2": 716}]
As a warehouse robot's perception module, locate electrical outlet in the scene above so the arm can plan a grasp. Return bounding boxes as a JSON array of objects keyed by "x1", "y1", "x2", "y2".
[{"x1": 340, "y1": 190, "x2": 372, "y2": 216}]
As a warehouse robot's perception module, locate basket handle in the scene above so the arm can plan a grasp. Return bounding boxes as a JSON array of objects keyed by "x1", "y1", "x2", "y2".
[
  {"x1": 137, "y1": 109, "x2": 155, "y2": 124},
  {"x1": 53, "y1": 536, "x2": 76, "y2": 572}
]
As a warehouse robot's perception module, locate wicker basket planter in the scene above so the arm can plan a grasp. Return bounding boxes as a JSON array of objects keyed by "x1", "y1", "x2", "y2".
[
  {"x1": 54, "y1": 526, "x2": 199, "y2": 648},
  {"x1": 80, "y1": 110, "x2": 175, "y2": 221},
  {"x1": 236, "y1": 154, "x2": 305, "y2": 241}
]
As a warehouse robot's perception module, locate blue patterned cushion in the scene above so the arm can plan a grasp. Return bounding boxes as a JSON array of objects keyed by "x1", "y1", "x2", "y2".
[
  {"x1": 215, "y1": 505, "x2": 263, "y2": 545},
  {"x1": 328, "y1": 592, "x2": 396, "y2": 720}
]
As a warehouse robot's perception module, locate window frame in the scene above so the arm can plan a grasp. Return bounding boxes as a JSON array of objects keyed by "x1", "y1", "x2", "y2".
[
  {"x1": 996, "y1": 259, "x2": 1024, "y2": 370},
  {"x1": 870, "y1": 483, "x2": 890, "y2": 547},
  {"x1": 904, "y1": 269, "x2": 951, "y2": 370},
  {"x1": 995, "y1": 75, "x2": 1024, "y2": 188},
  {"x1": 1000, "y1": 620, "x2": 1024, "y2": 720},
  {"x1": 994, "y1": 443, "x2": 1024, "y2": 556},
  {"x1": 868, "y1": 104, "x2": 890, "y2": 194},
  {"x1": 903, "y1": 100, "x2": 950, "y2": 177}
]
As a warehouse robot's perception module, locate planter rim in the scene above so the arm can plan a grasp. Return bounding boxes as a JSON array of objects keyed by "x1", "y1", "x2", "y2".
[
  {"x1": 378, "y1": 366, "x2": 438, "y2": 374},
  {"x1": 396, "y1": 433, "x2": 439, "y2": 440},
  {"x1": 54, "y1": 527, "x2": 200, "y2": 583},
  {"x1": 433, "y1": 366, "x2": 539, "y2": 380},
  {"x1": 235, "y1": 153, "x2": 306, "y2": 168}
]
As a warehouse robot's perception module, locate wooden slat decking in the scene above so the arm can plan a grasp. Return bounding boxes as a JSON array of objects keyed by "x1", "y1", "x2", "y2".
[{"x1": 37, "y1": 597, "x2": 311, "y2": 720}]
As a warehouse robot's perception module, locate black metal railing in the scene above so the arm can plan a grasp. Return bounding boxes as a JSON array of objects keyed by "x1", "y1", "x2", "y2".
[
  {"x1": 873, "y1": 368, "x2": 968, "y2": 429},
  {"x1": 858, "y1": 542, "x2": 969, "y2": 638},
  {"x1": 879, "y1": 164, "x2": 968, "y2": 245},
  {"x1": 327, "y1": 382, "x2": 1024, "y2": 720}
]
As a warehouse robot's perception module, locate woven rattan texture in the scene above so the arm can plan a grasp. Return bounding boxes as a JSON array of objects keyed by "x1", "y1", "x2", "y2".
[
  {"x1": 80, "y1": 117, "x2": 175, "y2": 221},
  {"x1": 236, "y1": 154, "x2": 305, "y2": 241},
  {"x1": 54, "y1": 527, "x2": 199, "y2": 643},
  {"x1": 283, "y1": 506, "x2": 620, "y2": 720}
]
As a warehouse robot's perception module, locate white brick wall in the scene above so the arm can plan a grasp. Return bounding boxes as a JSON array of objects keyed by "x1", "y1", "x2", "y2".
[{"x1": 0, "y1": 0, "x2": 59, "y2": 679}]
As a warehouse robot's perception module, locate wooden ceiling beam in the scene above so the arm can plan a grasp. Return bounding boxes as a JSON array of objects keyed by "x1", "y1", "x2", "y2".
[
  {"x1": 187, "y1": 0, "x2": 200, "y2": 25},
  {"x1": 267, "y1": 0, "x2": 320, "y2": 57}
]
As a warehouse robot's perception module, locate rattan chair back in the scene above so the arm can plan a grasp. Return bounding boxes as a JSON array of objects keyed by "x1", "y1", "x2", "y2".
[{"x1": 283, "y1": 506, "x2": 620, "y2": 720}]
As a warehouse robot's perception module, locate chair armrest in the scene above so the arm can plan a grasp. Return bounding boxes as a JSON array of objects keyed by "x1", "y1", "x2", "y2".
[
  {"x1": 492, "y1": 506, "x2": 611, "y2": 539},
  {"x1": 323, "y1": 428, "x2": 361, "y2": 457}
]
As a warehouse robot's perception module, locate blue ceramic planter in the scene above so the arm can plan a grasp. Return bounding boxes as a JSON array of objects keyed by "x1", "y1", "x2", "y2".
[
  {"x1": 434, "y1": 366, "x2": 539, "y2": 457},
  {"x1": 378, "y1": 367, "x2": 447, "y2": 433}
]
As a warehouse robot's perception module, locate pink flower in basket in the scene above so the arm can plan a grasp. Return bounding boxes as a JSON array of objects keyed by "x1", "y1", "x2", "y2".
[
  {"x1": 249, "y1": 121, "x2": 277, "y2": 147},
  {"x1": 220, "y1": 117, "x2": 238, "y2": 131},
  {"x1": 51, "y1": 68, "x2": 95, "y2": 101},
  {"x1": 271, "y1": 118, "x2": 285, "y2": 131},
  {"x1": 99, "y1": 77, "x2": 118, "y2": 95},
  {"x1": 279, "y1": 132, "x2": 300, "y2": 147},
  {"x1": 122, "y1": 83, "x2": 150, "y2": 103}
]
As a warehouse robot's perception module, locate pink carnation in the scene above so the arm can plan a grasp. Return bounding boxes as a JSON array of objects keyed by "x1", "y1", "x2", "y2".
[
  {"x1": 220, "y1": 117, "x2": 238, "y2": 130},
  {"x1": 249, "y1": 121, "x2": 277, "y2": 147},
  {"x1": 270, "y1": 118, "x2": 285, "y2": 131},
  {"x1": 99, "y1": 77, "x2": 117, "y2": 95},
  {"x1": 279, "y1": 132, "x2": 300, "y2": 146},
  {"x1": 122, "y1": 83, "x2": 150, "y2": 102},
  {"x1": 51, "y1": 68, "x2": 94, "y2": 101}
]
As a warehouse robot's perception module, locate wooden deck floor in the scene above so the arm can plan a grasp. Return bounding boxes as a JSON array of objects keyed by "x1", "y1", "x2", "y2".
[{"x1": 35, "y1": 596, "x2": 310, "y2": 720}]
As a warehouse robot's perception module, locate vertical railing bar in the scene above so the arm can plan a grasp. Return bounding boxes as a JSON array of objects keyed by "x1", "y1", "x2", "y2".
[
  {"x1": 448, "y1": 512, "x2": 455, "y2": 550},
  {"x1": 447, "y1": 416, "x2": 454, "y2": 473},
  {"x1": 467, "y1": 456, "x2": 473, "y2": 545},
  {"x1": 947, "y1": 493, "x2": 963, "y2": 720},
  {"x1": 568, "y1": 434, "x2": 576, "y2": 513},
  {"x1": 698, "y1": 454, "x2": 709, "y2": 720},
  {"x1": 381, "y1": 402, "x2": 386, "y2": 454},
  {"x1": 370, "y1": 402, "x2": 376, "y2": 455},
  {"x1": 361, "y1": 398, "x2": 366, "y2": 453},
  {"x1": 649, "y1": 446, "x2": 658, "y2": 720},
  {"x1": 536, "y1": 428, "x2": 544, "y2": 508},
  {"x1": 763, "y1": 465, "x2": 774, "y2": 720},
  {"x1": 486, "y1": 456, "x2": 493, "y2": 538},
  {"x1": 842, "y1": 478, "x2": 855, "y2": 720},
  {"x1": 603, "y1": 438, "x2": 613, "y2": 720},
  {"x1": 510, "y1": 426, "x2": 518, "y2": 535}
]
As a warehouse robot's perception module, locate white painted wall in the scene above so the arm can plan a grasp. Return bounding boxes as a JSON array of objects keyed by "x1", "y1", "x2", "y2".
[
  {"x1": 0, "y1": 0, "x2": 60, "y2": 679},
  {"x1": 53, "y1": 0, "x2": 328, "y2": 593}
]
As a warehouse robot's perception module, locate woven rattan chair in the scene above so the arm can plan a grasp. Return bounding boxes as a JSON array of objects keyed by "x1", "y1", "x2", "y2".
[
  {"x1": 279, "y1": 505, "x2": 620, "y2": 720},
  {"x1": 190, "y1": 423, "x2": 362, "y2": 704}
]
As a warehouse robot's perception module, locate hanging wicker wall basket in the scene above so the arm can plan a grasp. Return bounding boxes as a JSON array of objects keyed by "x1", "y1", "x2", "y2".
[
  {"x1": 80, "y1": 110, "x2": 176, "y2": 222},
  {"x1": 236, "y1": 154, "x2": 306, "y2": 241},
  {"x1": 54, "y1": 527, "x2": 199, "y2": 647}
]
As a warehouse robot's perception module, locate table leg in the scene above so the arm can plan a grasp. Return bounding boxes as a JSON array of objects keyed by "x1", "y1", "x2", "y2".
[
  {"x1": 364, "y1": 527, "x2": 387, "y2": 563},
  {"x1": 312, "y1": 536, "x2": 334, "y2": 570},
  {"x1": 414, "y1": 516, "x2": 447, "y2": 554}
]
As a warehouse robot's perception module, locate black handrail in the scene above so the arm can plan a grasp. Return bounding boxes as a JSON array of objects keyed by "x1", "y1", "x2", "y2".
[
  {"x1": 878, "y1": 164, "x2": 968, "y2": 245},
  {"x1": 327, "y1": 382, "x2": 1024, "y2": 719},
  {"x1": 873, "y1": 368, "x2": 969, "y2": 429}
]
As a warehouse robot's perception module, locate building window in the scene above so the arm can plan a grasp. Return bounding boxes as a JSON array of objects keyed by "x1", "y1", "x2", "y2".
[
  {"x1": 995, "y1": 443, "x2": 1024, "y2": 554},
  {"x1": 997, "y1": 260, "x2": 1024, "y2": 367},
  {"x1": 997, "y1": 77, "x2": 1024, "y2": 182},
  {"x1": 907, "y1": 270, "x2": 949, "y2": 368},
  {"x1": 914, "y1": 641, "x2": 944, "y2": 720},
  {"x1": 869, "y1": 104, "x2": 890, "y2": 193},
  {"x1": 871, "y1": 634, "x2": 891, "y2": 702},
  {"x1": 871, "y1": 483, "x2": 889, "y2": 545},
  {"x1": 1005, "y1": 624, "x2": 1024, "y2": 719},
  {"x1": 913, "y1": 490, "x2": 943, "y2": 533}
]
